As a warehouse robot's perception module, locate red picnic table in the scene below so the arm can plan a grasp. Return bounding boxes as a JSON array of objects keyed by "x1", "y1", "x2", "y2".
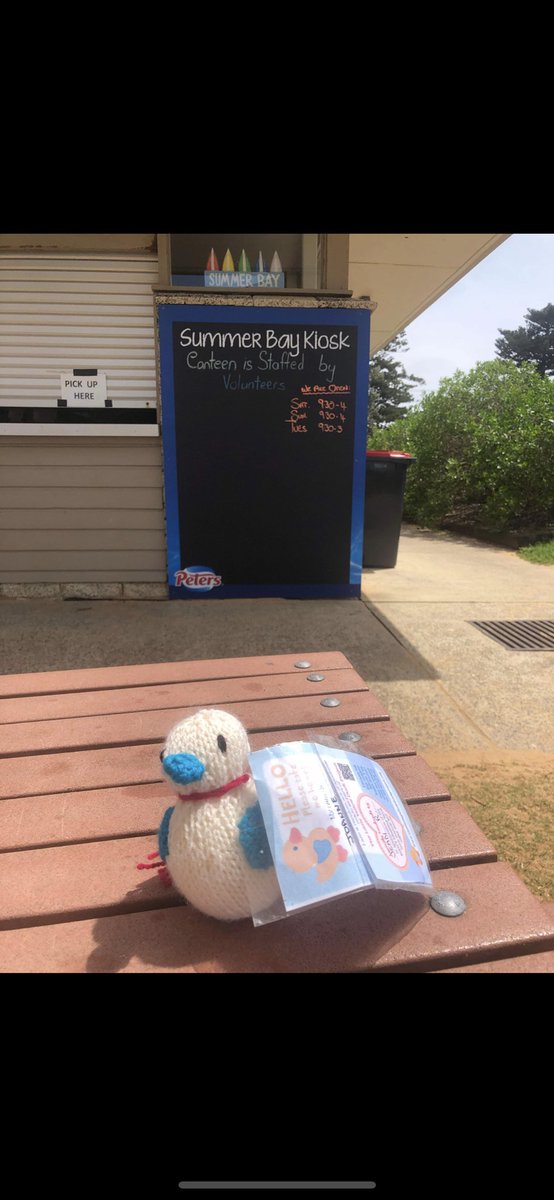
[{"x1": 1, "y1": 650, "x2": 553, "y2": 973}]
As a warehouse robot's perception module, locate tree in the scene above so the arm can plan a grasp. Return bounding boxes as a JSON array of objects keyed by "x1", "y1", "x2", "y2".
[
  {"x1": 368, "y1": 331, "x2": 424, "y2": 434},
  {"x1": 368, "y1": 360, "x2": 554, "y2": 530},
  {"x1": 495, "y1": 303, "x2": 554, "y2": 376}
]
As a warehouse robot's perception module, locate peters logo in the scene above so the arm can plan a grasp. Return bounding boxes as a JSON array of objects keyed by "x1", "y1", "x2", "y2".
[{"x1": 174, "y1": 566, "x2": 222, "y2": 592}]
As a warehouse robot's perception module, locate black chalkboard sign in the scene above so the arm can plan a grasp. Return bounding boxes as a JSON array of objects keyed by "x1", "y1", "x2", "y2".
[{"x1": 158, "y1": 304, "x2": 370, "y2": 598}]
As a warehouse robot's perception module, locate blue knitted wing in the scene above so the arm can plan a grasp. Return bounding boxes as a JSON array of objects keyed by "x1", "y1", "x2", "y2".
[
  {"x1": 237, "y1": 801, "x2": 274, "y2": 870},
  {"x1": 158, "y1": 806, "x2": 175, "y2": 861}
]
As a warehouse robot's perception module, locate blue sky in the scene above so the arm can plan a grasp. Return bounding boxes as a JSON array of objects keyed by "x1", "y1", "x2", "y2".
[{"x1": 398, "y1": 233, "x2": 554, "y2": 400}]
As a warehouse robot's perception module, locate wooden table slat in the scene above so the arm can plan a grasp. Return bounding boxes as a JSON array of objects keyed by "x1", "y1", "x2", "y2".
[
  {"x1": 0, "y1": 721, "x2": 416, "y2": 803},
  {"x1": 0, "y1": 667, "x2": 368, "y2": 727},
  {"x1": 0, "y1": 757, "x2": 451, "y2": 852},
  {"x1": 0, "y1": 690, "x2": 389, "y2": 758},
  {"x1": 0, "y1": 652, "x2": 352, "y2": 699},
  {"x1": 371, "y1": 863, "x2": 554, "y2": 972},
  {"x1": 0, "y1": 786, "x2": 494, "y2": 879},
  {"x1": 1, "y1": 861, "x2": 552, "y2": 973},
  {"x1": 0, "y1": 834, "x2": 181, "y2": 930},
  {"x1": 249, "y1": 722, "x2": 417, "y2": 759},
  {"x1": 412, "y1": 798, "x2": 497, "y2": 869},
  {"x1": 376, "y1": 755, "x2": 450, "y2": 804},
  {"x1": 0, "y1": 781, "x2": 168, "y2": 850},
  {"x1": 433, "y1": 950, "x2": 554, "y2": 972}
]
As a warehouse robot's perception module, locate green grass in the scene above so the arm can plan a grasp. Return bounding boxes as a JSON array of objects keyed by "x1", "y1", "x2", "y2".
[
  {"x1": 518, "y1": 539, "x2": 554, "y2": 564},
  {"x1": 437, "y1": 764, "x2": 554, "y2": 901}
]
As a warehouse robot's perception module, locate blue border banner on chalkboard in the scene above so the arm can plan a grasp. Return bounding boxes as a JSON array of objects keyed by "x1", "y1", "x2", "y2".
[{"x1": 158, "y1": 304, "x2": 370, "y2": 599}]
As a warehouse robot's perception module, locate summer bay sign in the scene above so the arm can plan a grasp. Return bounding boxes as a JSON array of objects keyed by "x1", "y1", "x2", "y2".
[{"x1": 158, "y1": 304, "x2": 371, "y2": 599}]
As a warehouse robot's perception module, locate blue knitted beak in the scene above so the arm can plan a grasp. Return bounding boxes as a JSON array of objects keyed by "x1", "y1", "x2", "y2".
[{"x1": 162, "y1": 752, "x2": 205, "y2": 785}]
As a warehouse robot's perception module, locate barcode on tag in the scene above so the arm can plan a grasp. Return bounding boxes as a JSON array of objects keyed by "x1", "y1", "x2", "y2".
[{"x1": 337, "y1": 762, "x2": 355, "y2": 781}]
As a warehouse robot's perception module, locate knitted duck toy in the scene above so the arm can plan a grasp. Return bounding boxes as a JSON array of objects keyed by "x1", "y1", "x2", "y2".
[{"x1": 138, "y1": 709, "x2": 281, "y2": 921}]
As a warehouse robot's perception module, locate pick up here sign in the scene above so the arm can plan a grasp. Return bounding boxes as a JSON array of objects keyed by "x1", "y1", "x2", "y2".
[{"x1": 61, "y1": 371, "x2": 107, "y2": 407}]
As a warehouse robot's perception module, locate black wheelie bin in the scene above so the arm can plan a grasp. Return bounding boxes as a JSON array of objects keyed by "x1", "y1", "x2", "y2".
[{"x1": 363, "y1": 450, "x2": 415, "y2": 568}]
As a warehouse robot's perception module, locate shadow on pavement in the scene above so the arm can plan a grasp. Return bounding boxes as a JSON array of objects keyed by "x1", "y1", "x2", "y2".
[{"x1": 0, "y1": 596, "x2": 438, "y2": 682}]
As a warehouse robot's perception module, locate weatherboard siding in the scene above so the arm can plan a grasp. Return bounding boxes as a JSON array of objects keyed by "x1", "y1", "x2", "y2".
[{"x1": 0, "y1": 438, "x2": 166, "y2": 582}]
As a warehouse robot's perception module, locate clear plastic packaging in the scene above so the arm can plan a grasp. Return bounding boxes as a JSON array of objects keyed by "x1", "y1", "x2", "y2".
[{"x1": 244, "y1": 736, "x2": 433, "y2": 927}]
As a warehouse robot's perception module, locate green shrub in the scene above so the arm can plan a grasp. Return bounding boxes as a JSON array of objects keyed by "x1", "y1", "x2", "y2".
[{"x1": 367, "y1": 360, "x2": 554, "y2": 530}]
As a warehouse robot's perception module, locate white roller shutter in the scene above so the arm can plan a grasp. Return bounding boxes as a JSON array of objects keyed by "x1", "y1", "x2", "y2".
[{"x1": 0, "y1": 253, "x2": 158, "y2": 433}]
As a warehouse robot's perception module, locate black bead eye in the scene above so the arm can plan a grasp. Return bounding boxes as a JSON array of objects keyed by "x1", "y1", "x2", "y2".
[
  {"x1": 159, "y1": 750, "x2": 164, "y2": 762},
  {"x1": 217, "y1": 734, "x2": 227, "y2": 753}
]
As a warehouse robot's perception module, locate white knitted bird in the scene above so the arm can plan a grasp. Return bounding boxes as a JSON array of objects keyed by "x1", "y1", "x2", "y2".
[{"x1": 138, "y1": 708, "x2": 281, "y2": 921}]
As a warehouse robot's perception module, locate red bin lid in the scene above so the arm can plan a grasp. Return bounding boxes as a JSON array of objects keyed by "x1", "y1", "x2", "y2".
[{"x1": 366, "y1": 450, "x2": 414, "y2": 458}]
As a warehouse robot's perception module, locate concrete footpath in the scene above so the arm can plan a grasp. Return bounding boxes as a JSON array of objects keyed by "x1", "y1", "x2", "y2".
[
  {"x1": 1, "y1": 525, "x2": 552, "y2": 757},
  {"x1": 362, "y1": 525, "x2": 554, "y2": 754}
]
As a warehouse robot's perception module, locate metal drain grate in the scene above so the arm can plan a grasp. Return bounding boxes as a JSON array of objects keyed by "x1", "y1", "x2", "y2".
[{"x1": 470, "y1": 620, "x2": 554, "y2": 650}]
